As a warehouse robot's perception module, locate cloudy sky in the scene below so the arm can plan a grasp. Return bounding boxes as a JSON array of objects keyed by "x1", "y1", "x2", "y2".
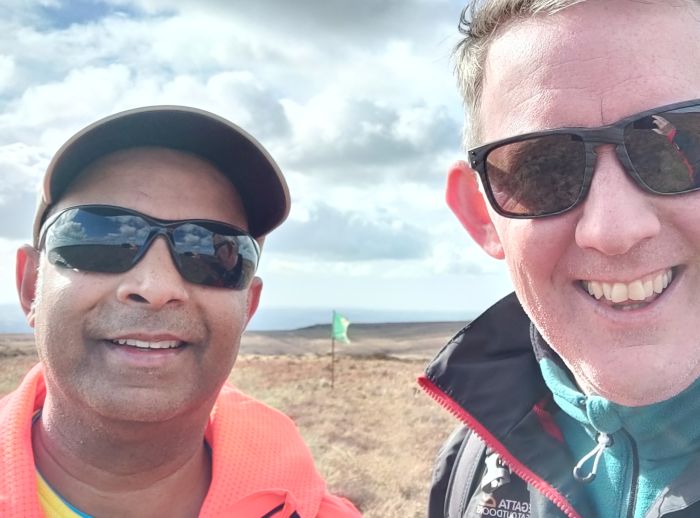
[{"x1": 0, "y1": 0, "x2": 513, "y2": 326}]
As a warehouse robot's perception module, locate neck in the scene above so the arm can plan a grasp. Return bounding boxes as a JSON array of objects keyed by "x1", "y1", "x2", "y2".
[
  {"x1": 33, "y1": 391, "x2": 214, "y2": 518},
  {"x1": 541, "y1": 358, "x2": 700, "y2": 461}
]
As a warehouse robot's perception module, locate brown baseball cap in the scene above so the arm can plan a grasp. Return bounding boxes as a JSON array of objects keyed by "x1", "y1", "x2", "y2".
[{"x1": 33, "y1": 105, "x2": 290, "y2": 245}]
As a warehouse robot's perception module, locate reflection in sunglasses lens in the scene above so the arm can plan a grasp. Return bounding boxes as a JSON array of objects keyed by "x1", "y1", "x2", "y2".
[
  {"x1": 42, "y1": 206, "x2": 258, "y2": 290},
  {"x1": 485, "y1": 134, "x2": 587, "y2": 216},
  {"x1": 625, "y1": 110, "x2": 700, "y2": 193}
]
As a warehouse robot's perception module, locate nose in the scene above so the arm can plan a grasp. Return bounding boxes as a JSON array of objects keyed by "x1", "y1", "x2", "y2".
[
  {"x1": 115, "y1": 236, "x2": 190, "y2": 308},
  {"x1": 574, "y1": 147, "x2": 661, "y2": 255}
]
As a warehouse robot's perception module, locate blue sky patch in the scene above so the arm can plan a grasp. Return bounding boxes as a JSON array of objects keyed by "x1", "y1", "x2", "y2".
[{"x1": 36, "y1": 0, "x2": 139, "y2": 29}]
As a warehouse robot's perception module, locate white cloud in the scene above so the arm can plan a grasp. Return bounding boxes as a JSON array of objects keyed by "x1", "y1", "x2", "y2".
[
  {"x1": 0, "y1": 143, "x2": 48, "y2": 189},
  {"x1": 14, "y1": 64, "x2": 132, "y2": 127},
  {"x1": 278, "y1": 93, "x2": 460, "y2": 180},
  {"x1": 267, "y1": 202, "x2": 430, "y2": 262},
  {"x1": 0, "y1": 1, "x2": 512, "y2": 317},
  {"x1": 0, "y1": 55, "x2": 16, "y2": 93}
]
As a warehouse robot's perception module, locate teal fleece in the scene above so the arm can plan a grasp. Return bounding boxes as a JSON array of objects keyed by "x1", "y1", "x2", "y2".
[{"x1": 540, "y1": 358, "x2": 700, "y2": 518}]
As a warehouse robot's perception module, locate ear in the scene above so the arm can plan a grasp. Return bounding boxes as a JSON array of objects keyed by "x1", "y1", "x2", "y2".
[
  {"x1": 446, "y1": 161, "x2": 505, "y2": 259},
  {"x1": 244, "y1": 276, "x2": 263, "y2": 326},
  {"x1": 16, "y1": 245, "x2": 39, "y2": 328}
]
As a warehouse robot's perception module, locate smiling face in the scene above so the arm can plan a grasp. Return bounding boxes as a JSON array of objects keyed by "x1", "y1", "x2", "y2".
[
  {"x1": 23, "y1": 147, "x2": 261, "y2": 422},
  {"x1": 456, "y1": 0, "x2": 700, "y2": 406}
]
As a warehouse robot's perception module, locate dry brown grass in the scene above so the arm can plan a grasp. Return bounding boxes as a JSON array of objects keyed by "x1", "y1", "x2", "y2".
[
  {"x1": 0, "y1": 335, "x2": 458, "y2": 517},
  {"x1": 232, "y1": 355, "x2": 455, "y2": 516}
]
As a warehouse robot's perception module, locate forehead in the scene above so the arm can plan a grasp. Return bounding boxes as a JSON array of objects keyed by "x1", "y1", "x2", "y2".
[
  {"x1": 479, "y1": 0, "x2": 700, "y2": 142},
  {"x1": 56, "y1": 147, "x2": 247, "y2": 226}
]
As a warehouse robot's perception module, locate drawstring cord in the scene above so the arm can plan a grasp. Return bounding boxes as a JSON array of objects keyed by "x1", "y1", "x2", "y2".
[{"x1": 573, "y1": 432, "x2": 613, "y2": 483}]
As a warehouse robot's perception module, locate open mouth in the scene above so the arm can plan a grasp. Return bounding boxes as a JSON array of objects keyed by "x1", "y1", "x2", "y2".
[
  {"x1": 109, "y1": 338, "x2": 185, "y2": 350},
  {"x1": 581, "y1": 268, "x2": 675, "y2": 310}
]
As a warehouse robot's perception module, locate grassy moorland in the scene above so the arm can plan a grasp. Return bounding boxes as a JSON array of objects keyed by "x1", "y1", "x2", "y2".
[{"x1": 0, "y1": 323, "x2": 465, "y2": 517}]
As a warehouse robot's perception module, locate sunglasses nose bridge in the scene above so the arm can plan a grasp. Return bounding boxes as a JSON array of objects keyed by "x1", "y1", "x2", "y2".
[
  {"x1": 588, "y1": 135, "x2": 641, "y2": 191},
  {"x1": 583, "y1": 142, "x2": 658, "y2": 209},
  {"x1": 585, "y1": 126, "x2": 625, "y2": 145},
  {"x1": 127, "y1": 227, "x2": 186, "y2": 286},
  {"x1": 136, "y1": 227, "x2": 177, "y2": 262}
]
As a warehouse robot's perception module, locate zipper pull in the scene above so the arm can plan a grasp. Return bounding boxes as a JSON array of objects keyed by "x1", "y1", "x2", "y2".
[
  {"x1": 573, "y1": 432, "x2": 613, "y2": 483},
  {"x1": 481, "y1": 452, "x2": 511, "y2": 492}
]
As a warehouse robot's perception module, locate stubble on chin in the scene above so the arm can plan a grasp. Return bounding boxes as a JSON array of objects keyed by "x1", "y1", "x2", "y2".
[{"x1": 566, "y1": 350, "x2": 700, "y2": 407}]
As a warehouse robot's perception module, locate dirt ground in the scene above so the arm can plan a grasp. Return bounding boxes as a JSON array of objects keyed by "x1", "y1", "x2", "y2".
[{"x1": 0, "y1": 326, "x2": 464, "y2": 517}]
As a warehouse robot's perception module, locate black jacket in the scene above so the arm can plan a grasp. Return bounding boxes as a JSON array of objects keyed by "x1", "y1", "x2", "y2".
[{"x1": 420, "y1": 293, "x2": 700, "y2": 518}]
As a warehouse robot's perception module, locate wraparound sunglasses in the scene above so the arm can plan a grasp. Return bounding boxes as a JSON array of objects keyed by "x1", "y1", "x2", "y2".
[
  {"x1": 38, "y1": 205, "x2": 260, "y2": 290},
  {"x1": 468, "y1": 98, "x2": 700, "y2": 218}
]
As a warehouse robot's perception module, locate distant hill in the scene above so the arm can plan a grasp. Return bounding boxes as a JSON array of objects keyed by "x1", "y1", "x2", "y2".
[
  {"x1": 0, "y1": 320, "x2": 468, "y2": 359},
  {"x1": 241, "y1": 320, "x2": 467, "y2": 358},
  {"x1": 0, "y1": 304, "x2": 473, "y2": 334}
]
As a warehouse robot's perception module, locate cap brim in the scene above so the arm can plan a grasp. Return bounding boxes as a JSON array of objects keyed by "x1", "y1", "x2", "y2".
[{"x1": 34, "y1": 105, "x2": 290, "y2": 244}]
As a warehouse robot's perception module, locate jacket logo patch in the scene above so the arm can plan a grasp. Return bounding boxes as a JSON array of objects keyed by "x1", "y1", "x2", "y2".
[{"x1": 475, "y1": 495, "x2": 531, "y2": 518}]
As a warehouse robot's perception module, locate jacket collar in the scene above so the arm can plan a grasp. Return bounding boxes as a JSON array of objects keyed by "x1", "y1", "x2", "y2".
[
  {"x1": 424, "y1": 292, "x2": 547, "y2": 438},
  {"x1": 421, "y1": 293, "x2": 593, "y2": 518},
  {"x1": 422, "y1": 292, "x2": 700, "y2": 517}
]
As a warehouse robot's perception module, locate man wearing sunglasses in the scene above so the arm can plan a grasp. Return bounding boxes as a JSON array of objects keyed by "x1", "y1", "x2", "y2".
[
  {"x1": 421, "y1": 1, "x2": 700, "y2": 517},
  {"x1": 2, "y1": 107, "x2": 360, "y2": 517}
]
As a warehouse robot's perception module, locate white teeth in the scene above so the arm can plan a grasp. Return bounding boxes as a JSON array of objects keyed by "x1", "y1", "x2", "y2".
[
  {"x1": 627, "y1": 280, "x2": 645, "y2": 301},
  {"x1": 583, "y1": 269, "x2": 674, "y2": 305},
  {"x1": 587, "y1": 282, "x2": 604, "y2": 299},
  {"x1": 112, "y1": 338, "x2": 181, "y2": 349},
  {"x1": 611, "y1": 283, "x2": 627, "y2": 303},
  {"x1": 653, "y1": 274, "x2": 664, "y2": 294}
]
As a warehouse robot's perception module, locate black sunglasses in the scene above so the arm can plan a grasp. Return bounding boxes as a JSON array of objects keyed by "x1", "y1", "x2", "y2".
[
  {"x1": 468, "y1": 99, "x2": 700, "y2": 218},
  {"x1": 38, "y1": 205, "x2": 260, "y2": 290}
]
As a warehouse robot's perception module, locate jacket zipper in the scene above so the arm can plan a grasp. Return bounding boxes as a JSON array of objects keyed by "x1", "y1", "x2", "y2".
[
  {"x1": 419, "y1": 375, "x2": 582, "y2": 518},
  {"x1": 623, "y1": 429, "x2": 639, "y2": 518}
]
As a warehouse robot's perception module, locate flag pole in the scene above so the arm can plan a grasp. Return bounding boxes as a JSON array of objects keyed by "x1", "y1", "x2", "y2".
[
  {"x1": 331, "y1": 310, "x2": 336, "y2": 389},
  {"x1": 331, "y1": 336, "x2": 336, "y2": 389}
]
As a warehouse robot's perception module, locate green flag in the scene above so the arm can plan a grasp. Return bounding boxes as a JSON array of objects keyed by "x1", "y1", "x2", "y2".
[{"x1": 331, "y1": 311, "x2": 350, "y2": 343}]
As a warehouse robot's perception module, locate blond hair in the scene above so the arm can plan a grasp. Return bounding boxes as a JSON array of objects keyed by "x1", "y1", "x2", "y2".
[
  {"x1": 455, "y1": 0, "x2": 700, "y2": 147},
  {"x1": 454, "y1": 0, "x2": 585, "y2": 147}
]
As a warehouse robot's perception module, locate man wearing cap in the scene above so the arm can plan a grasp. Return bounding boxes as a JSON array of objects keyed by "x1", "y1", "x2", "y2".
[
  {"x1": 3, "y1": 106, "x2": 361, "y2": 517},
  {"x1": 421, "y1": 1, "x2": 700, "y2": 517}
]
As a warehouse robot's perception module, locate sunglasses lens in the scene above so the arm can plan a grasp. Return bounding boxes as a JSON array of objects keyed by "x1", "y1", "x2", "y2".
[
  {"x1": 172, "y1": 224, "x2": 257, "y2": 289},
  {"x1": 45, "y1": 206, "x2": 144, "y2": 272},
  {"x1": 43, "y1": 206, "x2": 258, "y2": 290},
  {"x1": 624, "y1": 107, "x2": 700, "y2": 193},
  {"x1": 484, "y1": 134, "x2": 587, "y2": 216}
]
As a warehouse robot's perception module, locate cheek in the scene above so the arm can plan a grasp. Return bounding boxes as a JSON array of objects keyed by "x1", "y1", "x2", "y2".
[
  {"x1": 497, "y1": 221, "x2": 548, "y2": 287},
  {"x1": 664, "y1": 195, "x2": 700, "y2": 242},
  {"x1": 35, "y1": 269, "x2": 107, "y2": 328},
  {"x1": 496, "y1": 218, "x2": 575, "y2": 312},
  {"x1": 33, "y1": 266, "x2": 80, "y2": 333},
  {"x1": 202, "y1": 292, "x2": 250, "y2": 348},
  {"x1": 33, "y1": 279, "x2": 78, "y2": 356},
  {"x1": 33, "y1": 266, "x2": 121, "y2": 370},
  {"x1": 194, "y1": 294, "x2": 250, "y2": 389},
  {"x1": 217, "y1": 292, "x2": 249, "y2": 320}
]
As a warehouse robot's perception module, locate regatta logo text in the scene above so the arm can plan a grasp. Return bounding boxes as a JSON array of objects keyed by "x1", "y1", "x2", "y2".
[{"x1": 476, "y1": 497, "x2": 531, "y2": 518}]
